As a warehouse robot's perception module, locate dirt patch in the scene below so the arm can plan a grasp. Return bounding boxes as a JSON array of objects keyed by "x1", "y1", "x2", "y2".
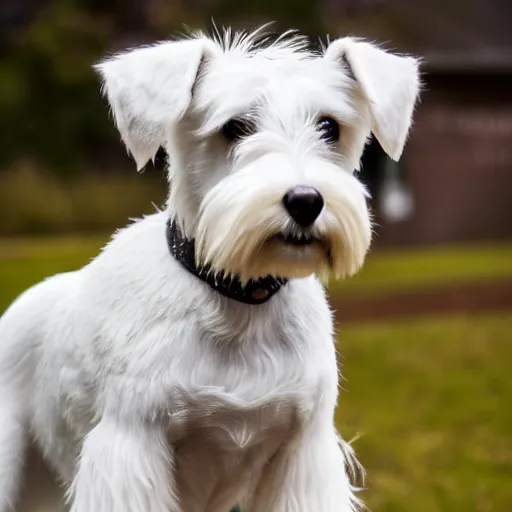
[{"x1": 329, "y1": 279, "x2": 512, "y2": 324}]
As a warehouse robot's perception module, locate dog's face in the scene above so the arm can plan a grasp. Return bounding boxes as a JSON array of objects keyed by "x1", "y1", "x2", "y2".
[{"x1": 96, "y1": 28, "x2": 420, "y2": 282}]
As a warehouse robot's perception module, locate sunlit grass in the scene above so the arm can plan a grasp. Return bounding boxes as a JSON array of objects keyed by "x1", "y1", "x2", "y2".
[
  {"x1": 0, "y1": 235, "x2": 108, "y2": 313},
  {"x1": 332, "y1": 243, "x2": 512, "y2": 296},
  {"x1": 2, "y1": 237, "x2": 512, "y2": 313}
]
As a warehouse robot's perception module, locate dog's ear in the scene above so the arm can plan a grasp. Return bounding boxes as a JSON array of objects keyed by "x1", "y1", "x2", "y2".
[
  {"x1": 95, "y1": 39, "x2": 219, "y2": 170},
  {"x1": 324, "y1": 38, "x2": 421, "y2": 161}
]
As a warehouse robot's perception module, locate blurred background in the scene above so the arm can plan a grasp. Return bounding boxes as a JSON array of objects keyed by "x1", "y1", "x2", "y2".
[{"x1": 1, "y1": 0, "x2": 511, "y2": 510}]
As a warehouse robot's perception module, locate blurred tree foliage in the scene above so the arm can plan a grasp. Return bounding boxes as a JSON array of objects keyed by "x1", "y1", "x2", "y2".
[
  {"x1": 1, "y1": 1, "x2": 113, "y2": 174},
  {"x1": 0, "y1": 0, "x2": 194, "y2": 175},
  {"x1": 207, "y1": 0, "x2": 323, "y2": 36},
  {"x1": 2, "y1": 0, "x2": 504, "y2": 176}
]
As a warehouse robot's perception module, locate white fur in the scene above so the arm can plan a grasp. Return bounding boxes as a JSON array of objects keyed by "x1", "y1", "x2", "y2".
[{"x1": 0, "y1": 26, "x2": 420, "y2": 512}]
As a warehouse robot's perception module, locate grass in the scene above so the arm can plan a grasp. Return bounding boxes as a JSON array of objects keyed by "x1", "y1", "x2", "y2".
[
  {"x1": 331, "y1": 243, "x2": 512, "y2": 297},
  {"x1": 337, "y1": 314, "x2": 512, "y2": 512},
  {"x1": 1, "y1": 237, "x2": 511, "y2": 510},
  {"x1": 2, "y1": 236, "x2": 511, "y2": 313},
  {"x1": 0, "y1": 235, "x2": 108, "y2": 313}
]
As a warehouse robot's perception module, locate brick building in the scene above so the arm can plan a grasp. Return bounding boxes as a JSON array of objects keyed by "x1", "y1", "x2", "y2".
[
  {"x1": 330, "y1": 0, "x2": 512, "y2": 246},
  {"x1": 370, "y1": 57, "x2": 512, "y2": 247}
]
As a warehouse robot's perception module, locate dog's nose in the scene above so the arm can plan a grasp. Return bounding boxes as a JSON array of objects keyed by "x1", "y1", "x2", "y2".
[{"x1": 282, "y1": 186, "x2": 324, "y2": 227}]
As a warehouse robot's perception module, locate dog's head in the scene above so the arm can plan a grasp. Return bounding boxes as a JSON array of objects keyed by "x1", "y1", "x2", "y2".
[{"x1": 96, "y1": 27, "x2": 420, "y2": 283}]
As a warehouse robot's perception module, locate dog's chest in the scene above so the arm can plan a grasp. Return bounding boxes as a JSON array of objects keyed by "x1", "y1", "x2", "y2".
[
  {"x1": 167, "y1": 387, "x2": 305, "y2": 507},
  {"x1": 168, "y1": 387, "x2": 304, "y2": 453},
  {"x1": 165, "y1": 387, "x2": 306, "y2": 509},
  {"x1": 167, "y1": 331, "x2": 317, "y2": 452}
]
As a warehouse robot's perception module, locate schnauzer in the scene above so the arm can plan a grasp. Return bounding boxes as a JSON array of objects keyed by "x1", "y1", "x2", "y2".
[{"x1": 0, "y1": 26, "x2": 420, "y2": 512}]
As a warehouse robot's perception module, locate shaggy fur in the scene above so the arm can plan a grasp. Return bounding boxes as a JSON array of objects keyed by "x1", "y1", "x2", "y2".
[{"x1": 0, "y1": 26, "x2": 420, "y2": 512}]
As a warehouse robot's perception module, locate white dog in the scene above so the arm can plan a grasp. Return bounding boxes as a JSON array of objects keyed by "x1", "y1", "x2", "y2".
[{"x1": 0, "y1": 26, "x2": 420, "y2": 512}]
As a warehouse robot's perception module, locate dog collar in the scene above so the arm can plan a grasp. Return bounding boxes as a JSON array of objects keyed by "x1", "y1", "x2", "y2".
[{"x1": 166, "y1": 220, "x2": 288, "y2": 305}]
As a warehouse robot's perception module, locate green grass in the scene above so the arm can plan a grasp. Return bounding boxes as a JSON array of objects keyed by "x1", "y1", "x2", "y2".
[
  {"x1": 336, "y1": 313, "x2": 512, "y2": 512},
  {"x1": 0, "y1": 235, "x2": 109, "y2": 313},
  {"x1": 332, "y1": 243, "x2": 512, "y2": 297},
  {"x1": 1, "y1": 237, "x2": 512, "y2": 314}
]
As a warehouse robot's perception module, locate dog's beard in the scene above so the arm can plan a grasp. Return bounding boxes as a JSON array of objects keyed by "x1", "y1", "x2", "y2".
[{"x1": 195, "y1": 159, "x2": 372, "y2": 284}]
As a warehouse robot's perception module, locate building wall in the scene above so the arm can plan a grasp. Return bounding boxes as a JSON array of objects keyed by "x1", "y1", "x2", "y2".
[{"x1": 375, "y1": 72, "x2": 512, "y2": 247}]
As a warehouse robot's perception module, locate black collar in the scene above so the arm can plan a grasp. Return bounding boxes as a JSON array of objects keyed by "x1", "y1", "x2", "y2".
[{"x1": 166, "y1": 220, "x2": 288, "y2": 305}]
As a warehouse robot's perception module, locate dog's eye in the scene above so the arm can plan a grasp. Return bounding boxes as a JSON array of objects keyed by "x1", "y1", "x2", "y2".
[
  {"x1": 221, "y1": 118, "x2": 255, "y2": 142},
  {"x1": 317, "y1": 117, "x2": 340, "y2": 144}
]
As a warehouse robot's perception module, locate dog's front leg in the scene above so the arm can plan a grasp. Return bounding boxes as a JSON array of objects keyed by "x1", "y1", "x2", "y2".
[
  {"x1": 250, "y1": 419, "x2": 361, "y2": 512},
  {"x1": 68, "y1": 417, "x2": 179, "y2": 512}
]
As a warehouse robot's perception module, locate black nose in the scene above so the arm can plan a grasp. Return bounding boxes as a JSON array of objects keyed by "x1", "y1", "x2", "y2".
[{"x1": 282, "y1": 186, "x2": 324, "y2": 227}]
